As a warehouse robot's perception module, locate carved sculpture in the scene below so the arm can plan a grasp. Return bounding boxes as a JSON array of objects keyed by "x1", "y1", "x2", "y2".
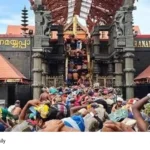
[
  {"x1": 123, "y1": 0, "x2": 134, "y2": 7},
  {"x1": 114, "y1": 10, "x2": 125, "y2": 37},
  {"x1": 32, "y1": 0, "x2": 43, "y2": 11},
  {"x1": 42, "y1": 11, "x2": 52, "y2": 36},
  {"x1": 94, "y1": 26, "x2": 99, "y2": 33}
]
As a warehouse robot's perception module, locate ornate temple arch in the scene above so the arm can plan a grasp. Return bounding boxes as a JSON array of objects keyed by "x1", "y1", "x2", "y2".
[{"x1": 30, "y1": 0, "x2": 136, "y2": 99}]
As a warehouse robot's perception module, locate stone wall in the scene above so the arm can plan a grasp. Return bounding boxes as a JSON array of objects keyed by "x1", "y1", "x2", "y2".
[
  {"x1": 0, "y1": 84, "x2": 8, "y2": 106},
  {"x1": 15, "y1": 84, "x2": 32, "y2": 107},
  {"x1": 134, "y1": 51, "x2": 150, "y2": 77},
  {"x1": 0, "y1": 84, "x2": 31, "y2": 107}
]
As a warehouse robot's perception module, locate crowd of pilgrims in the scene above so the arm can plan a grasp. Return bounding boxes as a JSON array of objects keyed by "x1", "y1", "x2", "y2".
[
  {"x1": 65, "y1": 34, "x2": 91, "y2": 86},
  {"x1": 0, "y1": 35, "x2": 150, "y2": 132},
  {"x1": 1, "y1": 84, "x2": 150, "y2": 132}
]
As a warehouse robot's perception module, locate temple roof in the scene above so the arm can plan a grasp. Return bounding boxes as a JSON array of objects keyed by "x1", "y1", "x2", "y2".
[
  {"x1": 0, "y1": 54, "x2": 28, "y2": 83},
  {"x1": 64, "y1": 15, "x2": 88, "y2": 34},
  {"x1": 134, "y1": 66, "x2": 150, "y2": 81},
  {"x1": 0, "y1": 25, "x2": 141, "y2": 39},
  {"x1": 30, "y1": 0, "x2": 136, "y2": 31},
  {"x1": 6, "y1": 25, "x2": 35, "y2": 35}
]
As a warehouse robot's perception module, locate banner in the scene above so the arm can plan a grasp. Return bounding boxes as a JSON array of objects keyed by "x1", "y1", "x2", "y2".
[{"x1": 0, "y1": 37, "x2": 31, "y2": 51}]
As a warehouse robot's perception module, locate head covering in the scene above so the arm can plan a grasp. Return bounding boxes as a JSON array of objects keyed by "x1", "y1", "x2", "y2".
[
  {"x1": 105, "y1": 99, "x2": 114, "y2": 105},
  {"x1": 93, "y1": 83, "x2": 100, "y2": 89},
  {"x1": 117, "y1": 97, "x2": 123, "y2": 102},
  {"x1": 34, "y1": 104, "x2": 50, "y2": 119},
  {"x1": 15, "y1": 100, "x2": 20, "y2": 103},
  {"x1": 42, "y1": 87, "x2": 49, "y2": 92},
  {"x1": 49, "y1": 87, "x2": 58, "y2": 95}
]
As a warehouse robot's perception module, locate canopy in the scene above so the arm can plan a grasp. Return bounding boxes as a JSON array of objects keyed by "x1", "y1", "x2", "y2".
[
  {"x1": 134, "y1": 66, "x2": 150, "y2": 81},
  {"x1": 30, "y1": 0, "x2": 136, "y2": 31},
  {"x1": 0, "y1": 54, "x2": 29, "y2": 84}
]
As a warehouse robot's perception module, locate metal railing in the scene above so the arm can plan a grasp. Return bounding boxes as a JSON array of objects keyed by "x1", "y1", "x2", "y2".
[
  {"x1": 47, "y1": 75, "x2": 64, "y2": 87},
  {"x1": 93, "y1": 75, "x2": 115, "y2": 87}
]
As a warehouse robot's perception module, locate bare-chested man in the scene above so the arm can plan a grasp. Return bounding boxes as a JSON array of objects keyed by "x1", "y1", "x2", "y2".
[{"x1": 39, "y1": 87, "x2": 50, "y2": 102}]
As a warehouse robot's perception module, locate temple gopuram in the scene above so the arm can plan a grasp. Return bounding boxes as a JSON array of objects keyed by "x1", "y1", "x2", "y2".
[{"x1": 1, "y1": 0, "x2": 150, "y2": 105}]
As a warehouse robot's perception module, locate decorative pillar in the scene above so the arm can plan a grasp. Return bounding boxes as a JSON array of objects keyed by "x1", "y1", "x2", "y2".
[
  {"x1": 92, "y1": 26, "x2": 100, "y2": 80},
  {"x1": 93, "y1": 60, "x2": 100, "y2": 82},
  {"x1": 107, "y1": 60, "x2": 113, "y2": 76},
  {"x1": 113, "y1": 0, "x2": 136, "y2": 99},
  {"x1": 114, "y1": 55, "x2": 123, "y2": 93},
  {"x1": 57, "y1": 25, "x2": 64, "y2": 54},
  {"x1": 42, "y1": 60, "x2": 47, "y2": 86},
  {"x1": 58, "y1": 60, "x2": 65, "y2": 77},
  {"x1": 124, "y1": 0, "x2": 136, "y2": 99},
  {"x1": 32, "y1": 0, "x2": 43, "y2": 99},
  {"x1": 93, "y1": 26, "x2": 100, "y2": 55},
  {"x1": 124, "y1": 53, "x2": 135, "y2": 99},
  {"x1": 94, "y1": 62, "x2": 99, "y2": 75},
  {"x1": 46, "y1": 62, "x2": 49, "y2": 87},
  {"x1": 32, "y1": 53, "x2": 43, "y2": 99}
]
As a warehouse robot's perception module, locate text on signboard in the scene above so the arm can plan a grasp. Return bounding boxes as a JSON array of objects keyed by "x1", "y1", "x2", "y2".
[
  {"x1": 0, "y1": 39, "x2": 30, "y2": 49},
  {"x1": 134, "y1": 40, "x2": 150, "y2": 48}
]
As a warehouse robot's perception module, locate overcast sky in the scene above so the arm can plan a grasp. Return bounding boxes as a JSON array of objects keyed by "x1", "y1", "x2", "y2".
[{"x1": 0, "y1": 0, "x2": 149, "y2": 34}]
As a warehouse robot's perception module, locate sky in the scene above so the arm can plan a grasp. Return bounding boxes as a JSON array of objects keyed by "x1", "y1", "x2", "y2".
[{"x1": 0, "y1": 0, "x2": 150, "y2": 34}]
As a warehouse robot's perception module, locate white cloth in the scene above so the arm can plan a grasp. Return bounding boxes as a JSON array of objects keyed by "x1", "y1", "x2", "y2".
[
  {"x1": 8, "y1": 105, "x2": 15, "y2": 113},
  {"x1": 62, "y1": 117, "x2": 80, "y2": 131},
  {"x1": 105, "y1": 99, "x2": 114, "y2": 105}
]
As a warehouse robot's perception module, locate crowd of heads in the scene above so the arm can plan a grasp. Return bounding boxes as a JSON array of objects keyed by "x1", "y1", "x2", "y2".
[
  {"x1": 0, "y1": 34, "x2": 150, "y2": 132},
  {"x1": 0, "y1": 83, "x2": 150, "y2": 132},
  {"x1": 66, "y1": 34, "x2": 90, "y2": 86}
]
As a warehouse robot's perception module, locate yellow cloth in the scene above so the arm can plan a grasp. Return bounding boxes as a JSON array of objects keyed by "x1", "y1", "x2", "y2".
[{"x1": 34, "y1": 104, "x2": 49, "y2": 119}]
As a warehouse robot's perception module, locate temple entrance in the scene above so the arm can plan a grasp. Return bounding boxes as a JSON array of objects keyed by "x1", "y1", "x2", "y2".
[
  {"x1": 64, "y1": 16, "x2": 91, "y2": 86},
  {"x1": 7, "y1": 84, "x2": 16, "y2": 106},
  {"x1": 31, "y1": 0, "x2": 135, "y2": 99}
]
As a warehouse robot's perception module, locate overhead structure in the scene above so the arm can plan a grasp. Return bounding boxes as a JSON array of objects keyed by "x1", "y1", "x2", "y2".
[
  {"x1": 134, "y1": 66, "x2": 150, "y2": 83},
  {"x1": 0, "y1": 54, "x2": 29, "y2": 84},
  {"x1": 30, "y1": 0, "x2": 137, "y2": 99},
  {"x1": 30, "y1": 0, "x2": 127, "y2": 31}
]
